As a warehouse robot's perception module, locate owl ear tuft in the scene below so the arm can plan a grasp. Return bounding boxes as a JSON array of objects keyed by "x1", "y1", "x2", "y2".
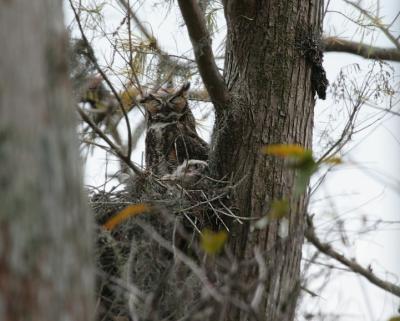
[
  {"x1": 138, "y1": 95, "x2": 148, "y2": 103},
  {"x1": 182, "y1": 81, "x2": 190, "y2": 91},
  {"x1": 176, "y1": 82, "x2": 190, "y2": 97},
  {"x1": 139, "y1": 93, "x2": 156, "y2": 103}
]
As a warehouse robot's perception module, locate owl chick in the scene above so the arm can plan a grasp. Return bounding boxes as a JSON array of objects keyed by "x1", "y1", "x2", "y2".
[
  {"x1": 161, "y1": 159, "x2": 208, "y2": 187},
  {"x1": 140, "y1": 82, "x2": 208, "y2": 177}
]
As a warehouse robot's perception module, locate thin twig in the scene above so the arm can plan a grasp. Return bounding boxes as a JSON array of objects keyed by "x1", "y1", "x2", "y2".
[
  {"x1": 126, "y1": 0, "x2": 143, "y2": 96},
  {"x1": 250, "y1": 247, "x2": 267, "y2": 310},
  {"x1": 69, "y1": 0, "x2": 133, "y2": 160},
  {"x1": 77, "y1": 107, "x2": 143, "y2": 176},
  {"x1": 117, "y1": 0, "x2": 158, "y2": 51},
  {"x1": 344, "y1": 0, "x2": 400, "y2": 50},
  {"x1": 134, "y1": 219, "x2": 224, "y2": 302}
]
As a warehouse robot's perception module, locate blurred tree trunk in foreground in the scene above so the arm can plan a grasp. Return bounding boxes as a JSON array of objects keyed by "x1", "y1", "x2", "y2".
[{"x1": 0, "y1": 1, "x2": 94, "y2": 320}]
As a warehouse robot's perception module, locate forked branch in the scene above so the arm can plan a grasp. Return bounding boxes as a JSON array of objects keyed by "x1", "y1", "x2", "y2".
[
  {"x1": 305, "y1": 216, "x2": 400, "y2": 298},
  {"x1": 77, "y1": 107, "x2": 143, "y2": 176},
  {"x1": 344, "y1": 0, "x2": 400, "y2": 50}
]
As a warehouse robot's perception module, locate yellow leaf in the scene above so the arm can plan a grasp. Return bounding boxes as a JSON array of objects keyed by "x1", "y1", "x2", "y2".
[
  {"x1": 268, "y1": 199, "x2": 289, "y2": 220},
  {"x1": 388, "y1": 317, "x2": 400, "y2": 321},
  {"x1": 103, "y1": 203, "x2": 151, "y2": 230},
  {"x1": 262, "y1": 144, "x2": 310, "y2": 157},
  {"x1": 322, "y1": 156, "x2": 342, "y2": 165},
  {"x1": 200, "y1": 229, "x2": 228, "y2": 255}
]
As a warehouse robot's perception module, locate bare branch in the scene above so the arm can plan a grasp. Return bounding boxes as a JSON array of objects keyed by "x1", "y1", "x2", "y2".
[
  {"x1": 344, "y1": 0, "x2": 400, "y2": 50},
  {"x1": 364, "y1": 102, "x2": 400, "y2": 117},
  {"x1": 250, "y1": 247, "x2": 267, "y2": 310},
  {"x1": 117, "y1": 0, "x2": 158, "y2": 52},
  {"x1": 323, "y1": 37, "x2": 400, "y2": 62},
  {"x1": 177, "y1": 0, "x2": 230, "y2": 111},
  {"x1": 77, "y1": 107, "x2": 143, "y2": 176},
  {"x1": 69, "y1": 0, "x2": 134, "y2": 160},
  {"x1": 305, "y1": 216, "x2": 400, "y2": 298},
  {"x1": 126, "y1": 0, "x2": 143, "y2": 95},
  {"x1": 116, "y1": 0, "x2": 203, "y2": 89}
]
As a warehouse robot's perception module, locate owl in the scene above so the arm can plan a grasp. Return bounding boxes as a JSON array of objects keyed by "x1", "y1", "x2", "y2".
[
  {"x1": 140, "y1": 82, "x2": 208, "y2": 177},
  {"x1": 161, "y1": 159, "x2": 209, "y2": 187}
]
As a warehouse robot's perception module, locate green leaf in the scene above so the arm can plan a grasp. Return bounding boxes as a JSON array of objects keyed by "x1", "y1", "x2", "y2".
[
  {"x1": 291, "y1": 152, "x2": 318, "y2": 194},
  {"x1": 263, "y1": 144, "x2": 318, "y2": 194},
  {"x1": 321, "y1": 156, "x2": 342, "y2": 165},
  {"x1": 268, "y1": 199, "x2": 289, "y2": 220}
]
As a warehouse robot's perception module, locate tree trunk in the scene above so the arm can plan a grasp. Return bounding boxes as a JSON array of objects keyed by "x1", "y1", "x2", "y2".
[
  {"x1": 0, "y1": 1, "x2": 94, "y2": 320},
  {"x1": 210, "y1": 1, "x2": 322, "y2": 320}
]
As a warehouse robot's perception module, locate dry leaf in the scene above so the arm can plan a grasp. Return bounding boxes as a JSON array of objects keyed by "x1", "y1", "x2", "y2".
[{"x1": 103, "y1": 203, "x2": 151, "y2": 230}]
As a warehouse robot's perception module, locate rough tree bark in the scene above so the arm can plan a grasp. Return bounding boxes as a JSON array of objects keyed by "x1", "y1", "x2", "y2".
[
  {"x1": 209, "y1": 1, "x2": 323, "y2": 320},
  {"x1": 0, "y1": 1, "x2": 94, "y2": 320}
]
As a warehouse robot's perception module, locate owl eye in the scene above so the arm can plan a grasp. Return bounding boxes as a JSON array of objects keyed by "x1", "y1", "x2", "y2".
[
  {"x1": 170, "y1": 96, "x2": 186, "y2": 111},
  {"x1": 145, "y1": 99, "x2": 162, "y2": 114}
]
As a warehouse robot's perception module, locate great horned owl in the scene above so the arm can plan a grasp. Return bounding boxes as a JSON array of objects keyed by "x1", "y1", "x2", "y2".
[{"x1": 140, "y1": 82, "x2": 208, "y2": 177}]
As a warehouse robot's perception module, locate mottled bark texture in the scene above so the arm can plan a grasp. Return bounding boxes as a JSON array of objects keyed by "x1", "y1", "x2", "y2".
[
  {"x1": 0, "y1": 1, "x2": 94, "y2": 320},
  {"x1": 210, "y1": 0, "x2": 323, "y2": 320}
]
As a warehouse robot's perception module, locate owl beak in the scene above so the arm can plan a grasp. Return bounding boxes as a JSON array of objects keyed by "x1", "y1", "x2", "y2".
[{"x1": 159, "y1": 102, "x2": 168, "y2": 113}]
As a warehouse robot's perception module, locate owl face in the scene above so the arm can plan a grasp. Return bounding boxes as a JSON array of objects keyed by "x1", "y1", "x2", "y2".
[{"x1": 140, "y1": 82, "x2": 191, "y2": 124}]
